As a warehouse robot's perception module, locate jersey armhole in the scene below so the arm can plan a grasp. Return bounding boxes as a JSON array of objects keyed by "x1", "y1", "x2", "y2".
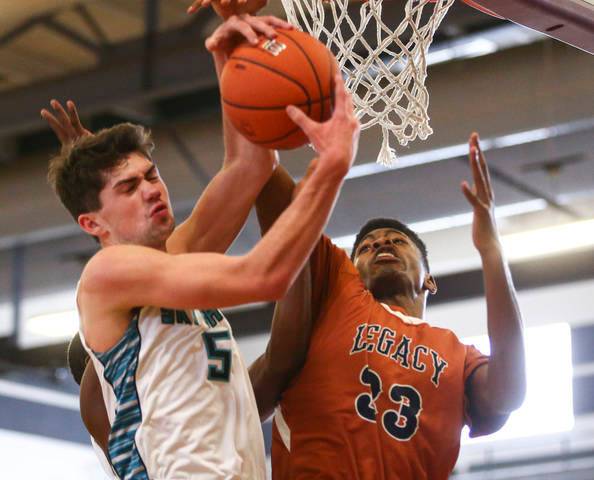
[{"x1": 464, "y1": 363, "x2": 509, "y2": 437}]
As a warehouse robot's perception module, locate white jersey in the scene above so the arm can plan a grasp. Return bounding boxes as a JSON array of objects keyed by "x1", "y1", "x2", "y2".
[{"x1": 79, "y1": 305, "x2": 266, "y2": 480}]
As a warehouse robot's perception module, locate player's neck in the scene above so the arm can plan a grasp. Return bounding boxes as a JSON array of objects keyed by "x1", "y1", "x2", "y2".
[
  {"x1": 101, "y1": 237, "x2": 168, "y2": 252},
  {"x1": 374, "y1": 293, "x2": 425, "y2": 319}
]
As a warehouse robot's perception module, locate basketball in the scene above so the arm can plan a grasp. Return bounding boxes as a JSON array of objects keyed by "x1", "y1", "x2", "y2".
[{"x1": 220, "y1": 29, "x2": 336, "y2": 150}]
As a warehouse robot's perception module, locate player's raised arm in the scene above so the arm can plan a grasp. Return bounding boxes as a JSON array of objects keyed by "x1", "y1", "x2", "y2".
[
  {"x1": 255, "y1": 165, "x2": 297, "y2": 235},
  {"x1": 249, "y1": 263, "x2": 313, "y2": 420},
  {"x1": 248, "y1": 159, "x2": 322, "y2": 418},
  {"x1": 167, "y1": 15, "x2": 293, "y2": 255},
  {"x1": 461, "y1": 133, "x2": 526, "y2": 426}
]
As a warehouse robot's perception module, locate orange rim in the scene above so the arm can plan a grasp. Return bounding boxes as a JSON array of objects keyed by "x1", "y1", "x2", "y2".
[{"x1": 460, "y1": 0, "x2": 504, "y2": 19}]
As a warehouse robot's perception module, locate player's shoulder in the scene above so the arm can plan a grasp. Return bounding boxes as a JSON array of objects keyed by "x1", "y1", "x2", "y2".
[
  {"x1": 320, "y1": 234, "x2": 341, "y2": 254},
  {"x1": 316, "y1": 235, "x2": 371, "y2": 297},
  {"x1": 79, "y1": 246, "x2": 147, "y2": 318},
  {"x1": 80, "y1": 244, "x2": 156, "y2": 294},
  {"x1": 321, "y1": 235, "x2": 356, "y2": 269},
  {"x1": 419, "y1": 320, "x2": 468, "y2": 351}
]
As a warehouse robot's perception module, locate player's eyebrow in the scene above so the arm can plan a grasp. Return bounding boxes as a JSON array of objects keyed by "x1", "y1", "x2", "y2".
[
  {"x1": 360, "y1": 233, "x2": 376, "y2": 244},
  {"x1": 113, "y1": 165, "x2": 156, "y2": 189},
  {"x1": 361, "y1": 230, "x2": 408, "y2": 245},
  {"x1": 113, "y1": 176, "x2": 137, "y2": 189}
]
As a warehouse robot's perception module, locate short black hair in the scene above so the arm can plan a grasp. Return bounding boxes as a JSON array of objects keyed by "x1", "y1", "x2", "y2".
[
  {"x1": 67, "y1": 332, "x2": 90, "y2": 386},
  {"x1": 351, "y1": 217, "x2": 429, "y2": 271}
]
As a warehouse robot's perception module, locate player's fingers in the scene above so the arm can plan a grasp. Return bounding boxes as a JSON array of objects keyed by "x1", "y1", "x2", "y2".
[
  {"x1": 187, "y1": 1, "x2": 202, "y2": 14},
  {"x1": 67, "y1": 101, "x2": 86, "y2": 136},
  {"x1": 246, "y1": 16, "x2": 278, "y2": 39},
  {"x1": 469, "y1": 145, "x2": 488, "y2": 203},
  {"x1": 286, "y1": 105, "x2": 316, "y2": 136},
  {"x1": 341, "y1": 90, "x2": 356, "y2": 129},
  {"x1": 473, "y1": 134, "x2": 494, "y2": 201},
  {"x1": 227, "y1": 17, "x2": 260, "y2": 44},
  {"x1": 258, "y1": 16, "x2": 294, "y2": 30},
  {"x1": 50, "y1": 99, "x2": 69, "y2": 126},
  {"x1": 51, "y1": 99, "x2": 77, "y2": 137},
  {"x1": 331, "y1": 73, "x2": 344, "y2": 112},
  {"x1": 205, "y1": 36, "x2": 226, "y2": 52},
  {"x1": 474, "y1": 145, "x2": 493, "y2": 202},
  {"x1": 205, "y1": 24, "x2": 244, "y2": 51},
  {"x1": 344, "y1": 87, "x2": 354, "y2": 116},
  {"x1": 41, "y1": 110, "x2": 68, "y2": 144},
  {"x1": 204, "y1": 35, "x2": 218, "y2": 51},
  {"x1": 333, "y1": 72, "x2": 350, "y2": 116},
  {"x1": 461, "y1": 181, "x2": 481, "y2": 209}
]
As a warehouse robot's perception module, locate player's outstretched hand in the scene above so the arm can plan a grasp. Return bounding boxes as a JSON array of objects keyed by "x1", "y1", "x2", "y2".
[
  {"x1": 205, "y1": 14, "x2": 293, "y2": 55},
  {"x1": 188, "y1": 0, "x2": 266, "y2": 19},
  {"x1": 461, "y1": 133, "x2": 501, "y2": 255},
  {"x1": 287, "y1": 71, "x2": 360, "y2": 176},
  {"x1": 41, "y1": 100, "x2": 91, "y2": 148}
]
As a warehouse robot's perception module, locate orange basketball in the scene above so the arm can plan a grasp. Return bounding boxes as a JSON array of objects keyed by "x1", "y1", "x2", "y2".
[{"x1": 220, "y1": 29, "x2": 336, "y2": 150}]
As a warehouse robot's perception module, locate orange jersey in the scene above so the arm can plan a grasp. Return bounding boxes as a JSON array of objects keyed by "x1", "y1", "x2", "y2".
[{"x1": 272, "y1": 236, "x2": 490, "y2": 480}]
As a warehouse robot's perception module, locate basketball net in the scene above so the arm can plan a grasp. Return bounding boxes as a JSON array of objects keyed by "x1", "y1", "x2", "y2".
[{"x1": 281, "y1": 0, "x2": 455, "y2": 165}]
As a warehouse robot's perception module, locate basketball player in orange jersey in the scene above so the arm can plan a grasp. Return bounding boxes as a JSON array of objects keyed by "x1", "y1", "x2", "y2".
[
  {"x1": 249, "y1": 133, "x2": 528, "y2": 479},
  {"x1": 42, "y1": 12, "x2": 359, "y2": 478}
]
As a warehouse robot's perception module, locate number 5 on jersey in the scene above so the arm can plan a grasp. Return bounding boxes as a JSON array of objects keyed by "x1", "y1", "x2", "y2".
[
  {"x1": 355, "y1": 365, "x2": 423, "y2": 441},
  {"x1": 203, "y1": 330, "x2": 232, "y2": 382}
]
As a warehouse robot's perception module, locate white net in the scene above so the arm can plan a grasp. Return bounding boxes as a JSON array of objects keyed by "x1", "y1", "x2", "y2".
[{"x1": 281, "y1": 0, "x2": 455, "y2": 165}]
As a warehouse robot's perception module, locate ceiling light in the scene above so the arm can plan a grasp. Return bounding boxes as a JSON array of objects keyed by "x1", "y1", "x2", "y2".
[
  {"x1": 462, "y1": 322, "x2": 573, "y2": 443},
  {"x1": 502, "y1": 218, "x2": 594, "y2": 261},
  {"x1": 25, "y1": 310, "x2": 79, "y2": 340},
  {"x1": 332, "y1": 199, "x2": 547, "y2": 250}
]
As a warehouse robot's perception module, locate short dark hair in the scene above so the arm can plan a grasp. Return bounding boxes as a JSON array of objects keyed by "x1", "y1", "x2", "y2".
[
  {"x1": 67, "y1": 332, "x2": 89, "y2": 386},
  {"x1": 351, "y1": 217, "x2": 430, "y2": 271},
  {"x1": 48, "y1": 123, "x2": 154, "y2": 221}
]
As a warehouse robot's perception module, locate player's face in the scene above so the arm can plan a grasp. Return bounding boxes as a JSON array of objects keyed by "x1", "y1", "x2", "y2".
[
  {"x1": 90, "y1": 152, "x2": 175, "y2": 249},
  {"x1": 353, "y1": 228, "x2": 430, "y2": 299}
]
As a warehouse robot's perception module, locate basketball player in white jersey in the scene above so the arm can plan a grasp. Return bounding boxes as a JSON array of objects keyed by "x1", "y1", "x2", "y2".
[{"x1": 44, "y1": 13, "x2": 360, "y2": 479}]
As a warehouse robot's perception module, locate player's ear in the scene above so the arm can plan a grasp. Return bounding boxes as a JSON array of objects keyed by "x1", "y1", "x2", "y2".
[
  {"x1": 423, "y1": 274, "x2": 437, "y2": 295},
  {"x1": 78, "y1": 212, "x2": 105, "y2": 238}
]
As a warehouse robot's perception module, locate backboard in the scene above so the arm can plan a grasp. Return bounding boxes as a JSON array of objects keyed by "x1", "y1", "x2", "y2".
[{"x1": 469, "y1": 0, "x2": 594, "y2": 54}]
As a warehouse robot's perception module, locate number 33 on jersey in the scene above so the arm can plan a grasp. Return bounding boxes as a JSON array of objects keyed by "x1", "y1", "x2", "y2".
[{"x1": 356, "y1": 365, "x2": 422, "y2": 441}]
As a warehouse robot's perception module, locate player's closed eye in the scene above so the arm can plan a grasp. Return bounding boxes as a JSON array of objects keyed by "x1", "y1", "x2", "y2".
[{"x1": 116, "y1": 181, "x2": 137, "y2": 194}]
